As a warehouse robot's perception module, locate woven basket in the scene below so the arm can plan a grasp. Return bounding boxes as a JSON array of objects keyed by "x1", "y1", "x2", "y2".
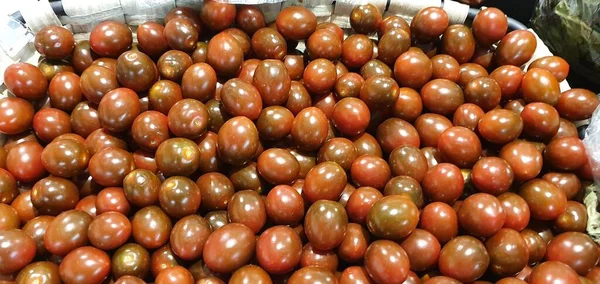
[{"x1": 1, "y1": 0, "x2": 599, "y2": 242}]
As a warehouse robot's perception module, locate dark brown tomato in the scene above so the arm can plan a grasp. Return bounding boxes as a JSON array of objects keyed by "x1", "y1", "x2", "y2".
[
  {"x1": 6, "y1": 141, "x2": 46, "y2": 183},
  {"x1": 544, "y1": 137, "x2": 587, "y2": 171},
  {"x1": 458, "y1": 193, "x2": 506, "y2": 237},
  {"x1": 224, "y1": 28, "x2": 251, "y2": 57},
  {"x1": 471, "y1": 45, "x2": 496, "y2": 69},
  {"x1": 303, "y1": 161, "x2": 347, "y2": 203},
  {"x1": 431, "y1": 54, "x2": 460, "y2": 82},
  {"x1": 131, "y1": 111, "x2": 169, "y2": 151},
  {"x1": 341, "y1": 34, "x2": 374, "y2": 69},
  {"x1": 554, "y1": 201, "x2": 587, "y2": 233},
  {"x1": 116, "y1": 50, "x2": 158, "y2": 92},
  {"x1": 316, "y1": 22, "x2": 345, "y2": 43},
  {"x1": 366, "y1": 195, "x2": 419, "y2": 240},
  {"x1": 304, "y1": 200, "x2": 348, "y2": 250},
  {"x1": 4, "y1": 63, "x2": 48, "y2": 100},
  {"x1": 131, "y1": 206, "x2": 172, "y2": 249},
  {"x1": 31, "y1": 176, "x2": 79, "y2": 216},
  {"x1": 335, "y1": 72, "x2": 364, "y2": 99},
  {"x1": 472, "y1": 157, "x2": 514, "y2": 195},
  {"x1": 442, "y1": 24, "x2": 475, "y2": 63},
  {"x1": 193, "y1": 172, "x2": 233, "y2": 211},
  {"x1": 529, "y1": 56, "x2": 570, "y2": 81},
  {"x1": 34, "y1": 25, "x2": 74, "y2": 59},
  {"x1": 337, "y1": 223, "x2": 370, "y2": 263},
  {"x1": 360, "y1": 59, "x2": 392, "y2": 80},
  {"x1": 546, "y1": 232, "x2": 599, "y2": 275},
  {"x1": 276, "y1": 6, "x2": 316, "y2": 40},
  {"x1": 266, "y1": 185, "x2": 304, "y2": 225},
  {"x1": 317, "y1": 138, "x2": 358, "y2": 171},
  {"x1": 132, "y1": 150, "x2": 157, "y2": 173},
  {"x1": 228, "y1": 190, "x2": 266, "y2": 233},
  {"x1": 97, "y1": 87, "x2": 140, "y2": 132},
  {"x1": 205, "y1": 211, "x2": 229, "y2": 232},
  {"x1": 346, "y1": 186, "x2": 383, "y2": 225},
  {"x1": 0, "y1": 169, "x2": 17, "y2": 204},
  {"x1": 71, "y1": 40, "x2": 95, "y2": 73},
  {"x1": 252, "y1": 28, "x2": 287, "y2": 60},
  {"x1": 42, "y1": 139, "x2": 89, "y2": 178},
  {"x1": 39, "y1": 59, "x2": 75, "y2": 82},
  {"x1": 419, "y1": 202, "x2": 458, "y2": 243},
  {"x1": 287, "y1": 266, "x2": 336, "y2": 283},
  {"x1": 207, "y1": 32, "x2": 243, "y2": 77},
  {"x1": 181, "y1": 63, "x2": 217, "y2": 102},
  {"x1": 15, "y1": 261, "x2": 61, "y2": 284},
  {"x1": 70, "y1": 102, "x2": 101, "y2": 138},
  {"x1": 89, "y1": 21, "x2": 132, "y2": 57},
  {"x1": 217, "y1": 116, "x2": 259, "y2": 165},
  {"x1": 88, "y1": 147, "x2": 134, "y2": 187},
  {"x1": 112, "y1": 243, "x2": 150, "y2": 279},
  {"x1": 411, "y1": 7, "x2": 449, "y2": 40},
  {"x1": 286, "y1": 81, "x2": 312, "y2": 116},
  {"x1": 84, "y1": 129, "x2": 127, "y2": 157},
  {"x1": 44, "y1": 209, "x2": 93, "y2": 256},
  {"x1": 349, "y1": 4, "x2": 382, "y2": 34},
  {"x1": 376, "y1": 118, "x2": 419, "y2": 154},
  {"x1": 392, "y1": 87, "x2": 423, "y2": 123},
  {"x1": 464, "y1": 77, "x2": 502, "y2": 111},
  {"x1": 542, "y1": 172, "x2": 581, "y2": 200},
  {"x1": 198, "y1": 0, "x2": 234, "y2": 31},
  {"x1": 136, "y1": 22, "x2": 168, "y2": 57},
  {"x1": 203, "y1": 223, "x2": 256, "y2": 274},
  {"x1": 167, "y1": 99, "x2": 209, "y2": 139},
  {"x1": 528, "y1": 261, "x2": 580, "y2": 284},
  {"x1": 556, "y1": 88, "x2": 600, "y2": 120},
  {"x1": 520, "y1": 179, "x2": 567, "y2": 220},
  {"x1": 478, "y1": 109, "x2": 524, "y2": 144},
  {"x1": 421, "y1": 78, "x2": 464, "y2": 115},
  {"x1": 32, "y1": 108, "x2": 71, "y2": 143},
  {"x1": 0, "y1": 229, "x2": 36, "y2": 273},
  {"x1": 87, "y1": 211, "x2": 131, "y2": 250},
  {"x1": 438, "y1": 126, "x2": 482, "y2": 168},
  {"x1": 283, "y1": 54, "x2": 304, "y2": 81},
  {"x1": 300, "y1": 243, "x2": 338, "y2": 272},
  {"x1": 520, "y1": 102, "x2": 560, "y2": 140},
  {"x1": 149, "y1": 244, "x2": 178, "y2": 278},
  {"x1": 156, "y1": 50, "x2": 193, "y2": 82},
  {"x1": 229, "y1": 162, "x2": 265, "y2": 192},
  {"x1": 159, "y1": 176, "x2": 201, "y2": 218},
  {"x1": 472, "y1": 7, "x2": 508, "y2": 46},
  {"x1": 256, "y1": 106, "x2": 294, "y2": 141},
  {"x1": 394, "y1": 49, "x2": 433, "y2": 89},
  {"x1": 291, "y1": 107, "x2": 329, "y2": 151},
  {"x1": 384, "y1": 176, "x2": 424, "y2": 208},
  {"x1": 11, "y1": 190, "x2": 38, "y2": 224},
  {"x1": 453, "y1": 103, "x2": 484, "y2": 131},
  {"x1": 359, "y1": 75, "x2": 400, "y2": 110},
  {"x1": 48, "y1": 72, "x2": 82, "y2": 112},
  {"x1": 438, "y1": 236, "x2": 489, "y2": 282},
  {"x1": 378, "y1": 15, "x2": 410, "y2": 36},
  {"x1": 122, "y1": 169, "x2": 161, "y2": 207},
  {"x1": 485, "y1": 228, "x2": 529, "y2": 276},
  {"x1": 457, "y1": 62, "x2": 488, "y2": 87},
  {"x1": 364, "y1": 240, "x2": 410, "y2": 283},
  {"x1": 92, "y1": 58, "x2": 117, "y2": 72},
  {"x1": 236, "y1": 5, "x2": 265, "y2": 35},
  {"x1": 521, "y1": 68, "x2": 560, "y2": 105},
  {"x1": 257, "y1": 148, "x2": 300, "y2": 185},
  {"x1": 303, "y1": 59, "x2": 336, "y2": 95},
  {"x1": 253, "y1": 59, "x2": 291, "y2": 106},
  {"x1": 422, "y1": 163, "x2": 464, "y2": 204},
  {"x1": 195, "y1": 132, "x2": 224, "y2": 174},
  {"x1": 0, "y1": 203, "x2": 19, "y2": 230},
  {"x1": 400, "y1": 229, "x2": 441, "y2": 271},
  {"x1": 0, "y1": 97, "x2": 34, "y2": 135},
  {"x1": 307, "y1": 29, "x2": 342, "y2": 61},
  {"x1": 352, "y1": 133, "x2": 383, "y2": 158},
  {"x1": 170, "y1": 215, "x2": 211, "y2": 261},
  {"x1": 59, "y1": 246, "x2": 111, "y2": 283},
  {"x1": 339, "y1": 266, "x2": 374, "y2": 284},
  {"x1": 229, "y1": 265, "x2": 271, "y2": 284},
  {"x1": 350, "y1": 154, "x2": 391, "y2": 189},
  {"x1": 237, "y1": 59, "x2": 261, "y2": 83},
  {"x1": 495, "y1": 30, "x2": 536, "y2": 66},
  {"x1": 378, "y1": 28, "x2": 411, "y2": 66},
  {"x1": 75, "y1": 195, "x2": 97, "y2": 217},
  {"x1": 155, "y1": 137, "x2": 201, "y2": 176},
  {"x1": 163, "y1": 18, "x2": 198, "y2": 52},
  {"x1": 490, "y1": 65, "x2": 524, "y2": 100}
]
